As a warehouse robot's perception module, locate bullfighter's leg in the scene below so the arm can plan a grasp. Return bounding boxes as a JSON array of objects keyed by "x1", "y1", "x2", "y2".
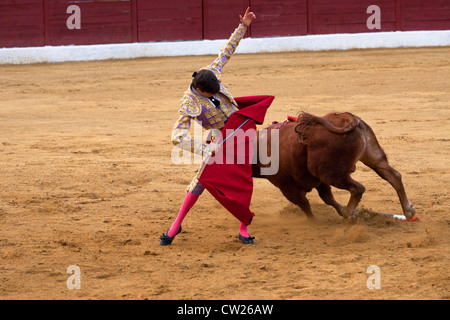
[
  {"x1": 160, "y1": 177, "x2": 204, "y2": 245},
  {"x1": 280, "y1": 183, "x2": 314, "y2": 219},
  {"x1": 316, "y1": 183, "x2": 346, "y2": 217}
]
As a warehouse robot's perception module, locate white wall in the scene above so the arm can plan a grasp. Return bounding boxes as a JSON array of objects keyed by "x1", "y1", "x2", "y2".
[{"x1": 1, "y1": 30, "x2": 449, "y2": 65}]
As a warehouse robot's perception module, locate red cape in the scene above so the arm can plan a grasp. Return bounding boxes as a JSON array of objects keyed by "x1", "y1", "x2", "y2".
[{"x1": 198, "y1": 95, "x2": 274, "y2": 225}]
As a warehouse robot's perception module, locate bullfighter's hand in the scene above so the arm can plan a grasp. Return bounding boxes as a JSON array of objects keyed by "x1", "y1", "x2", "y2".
[
  {"x1": 208, "y1": 142, "x2": 220, "y2": 157},
  {"x1": 240, "y1": 7, "x2": 256, "y2": 28}
]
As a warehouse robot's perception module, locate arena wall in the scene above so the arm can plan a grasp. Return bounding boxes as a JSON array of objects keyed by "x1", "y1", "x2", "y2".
[
  {"x1": 1, "y1": 0, "x2": 449, "y2": 48},
  {"x1": 0, "y1": 0, "x2": 449, "y2": 64}
]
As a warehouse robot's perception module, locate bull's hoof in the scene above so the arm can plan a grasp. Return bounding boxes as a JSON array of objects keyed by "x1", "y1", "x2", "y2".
[
  {"x1": 347, "y1": 208, "x2": 359, "y2": 224},
  {"x1": 336, "y1": 205, "x2": 347, "y2": 217},
  {"x1": 347, "y1": 216, "x2": 358, "y2": 224},
  {"x1": 404, "y1": 203, "x2": 416, "y2": 221}
]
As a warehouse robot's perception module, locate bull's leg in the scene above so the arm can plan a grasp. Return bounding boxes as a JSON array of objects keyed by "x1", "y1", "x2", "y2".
[
  {"x1": 359, "y1": 130, "x2": 416, "y2": 220},
  {"x1": 346, "y1": 178, "x2": 366, "y2": 222},
  {"x1": 331, "y1": 176, "x2": 365, "y2": 223},
  {"x1": 316, "y1": 183, "x2": 346, "y2": 217},
  {"x1": 369, "y1": 164, "x2": 415, "y2": 220},
  {"x1": 280, "y1": 184, "x2": 314, "y2": 219}
]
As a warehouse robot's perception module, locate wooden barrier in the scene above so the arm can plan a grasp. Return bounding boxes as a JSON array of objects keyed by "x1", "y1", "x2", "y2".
[
  {"x1": 400, "y1": 0, "x2": 450, "y2": 31},
  {"x1": 0, "y1": 0, "x2": 45, "y2": 48},
  {"x1": 0, "y1": 0, "x2": 448, "y2": 48},
  {"x1": 44, "y1": 0, "x2": 133, "y2": 46},
  {"x1": 250, "y1": 0, "x2": 307, "y2": 37},
  {"x1": 137, "y1": 0, "x2": 202, "y2": 42},
  {"x1": 309, "y1": 0, "x2": 396, "y2": 34}
]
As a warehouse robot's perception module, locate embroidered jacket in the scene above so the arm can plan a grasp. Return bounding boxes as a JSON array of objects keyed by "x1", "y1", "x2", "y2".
[{"x1": 171, "y1": 23, "x2": 247, "y2": 156}]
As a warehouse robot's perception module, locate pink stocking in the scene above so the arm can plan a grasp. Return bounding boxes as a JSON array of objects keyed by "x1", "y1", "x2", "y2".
[
  {"x1": 239, "y1": 222, "x2": 250, "y2": 238},
  {"x1": 167, "y1": 192, "x2": 199, "y2": 237}
]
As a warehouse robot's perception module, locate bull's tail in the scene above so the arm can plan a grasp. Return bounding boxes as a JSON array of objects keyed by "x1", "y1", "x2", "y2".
[{"x1": 297, "y1": 112, "x2": 360, "y2": 134}]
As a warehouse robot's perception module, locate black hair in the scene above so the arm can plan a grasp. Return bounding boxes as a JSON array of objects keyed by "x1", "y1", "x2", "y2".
[{"x1": 191, "y1": 69, "x2": 220, "y2": 94}]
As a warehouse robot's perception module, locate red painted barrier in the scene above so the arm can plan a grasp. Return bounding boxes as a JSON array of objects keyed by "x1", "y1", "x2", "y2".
[
  {"x1": 45, "y1": 0, "x2": 133, "y2": 46},
  {"x1": 400, "y1": 0, "x2": 450, "y2": 31},
  {"x1": 250, "y1": 0, "x2": 307, "y2": 37},
  {"x1": 309, "y1": 0, "x2": 396, "y2": 34},
  {"x1": 203, "y1": 0, "x2": 248, "y2": 40},
  {"x1": 137, "y1": 0, "x2": 202, "y2": 42},
  {"x1": 0, "y1": 0, "x2": 45, "y2": 48},
  {"x1": 0, "y1": 0, "x2": 448, "y2": 48}
]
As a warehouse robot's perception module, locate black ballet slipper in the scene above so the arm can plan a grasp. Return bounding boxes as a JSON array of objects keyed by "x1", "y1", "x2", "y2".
[
  {"x1": 238, "y1": 233, "x2": 255, "y2": 245},
  {"x1": 160, "y1": 226, "x2": 182, "y2": 246}
]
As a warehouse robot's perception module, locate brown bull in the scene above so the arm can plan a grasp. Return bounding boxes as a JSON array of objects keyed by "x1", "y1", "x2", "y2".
[{"x1": 252, "y1": 112, "x2": 416, "y2": 222}]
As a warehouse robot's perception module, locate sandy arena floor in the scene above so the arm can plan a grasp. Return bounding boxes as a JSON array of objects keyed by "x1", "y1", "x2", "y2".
[{"x1": 0, "y1": 47, "x2": 449, "y2": 300}]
